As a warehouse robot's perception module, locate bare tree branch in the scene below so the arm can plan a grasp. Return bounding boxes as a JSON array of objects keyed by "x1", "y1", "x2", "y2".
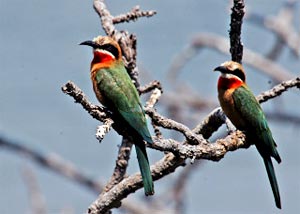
[
  {"x1": 192, "y1": 107, "x2": 225, "y2": 138},
  {"x1": 257, "y1": 77, "x2": 300, "y2": 103},
  {"x1": 62, "y1": 82, "x2": 140, "y2": 143},
  {"x1": 93, "y1": 0, "x2": 156, "y2": 89},
  {"x1": 266, "y1": 38, "x2": 285, "y2": 60},
  {"x1": 0, "y1": 136, "x2": 103, "y2": 194},
  {"x1": 113, "y1": 5, "x2": 156, "y2": 24},
  {"x1": 145, "y1": 107, "x2": 205, "y2": 145},
  {"x1": 62, "y1": 76, "x2": 300, "y2": 145},
  {"x1": 87, "y1": 130, "x2": 247, "y2": 213},
  {"x1": 167, "y1": 33, "x2": 295, "y2": 84},
  {"x1": 3, "y1": 0, "x2": 298, "y2": 214},
  {"x1": 61, "y1": 1, "x2": 300, "y2": 213},
  {"x1": 191, "y1": 33, "x2": 295, "y2": 82},
  {"x1": 62, "y1": 75, "x2": 299, "y2": 213},
  {"x1": 139, "y1": 80, "x2": 162, "y2": 95},
  {"x1": 93, "y1": 0, "x2": 115, "y2": 36},
  {"x1": 150, "y1": 130, "x2": 247, "y2": 161},
  {"x1": 95, "y1": 118, "x2": 114, "y2": 143},
  {"x1": 87, "y1": 153, "x2": 185, "y2": 214},
  {"x1": 102, "y1": 138, "x2": 132, "y2": 193},
  {"x1": 230, "y1": 0, "x2": 245, "y2": 62},
  {"x1": 167, "y1": 47, "x2": 198, "y2": 83},
  {"x1": 246, "y1": 0, "x2": 300, "y2": 58},
  {"x1": 62, "y1": 81, "x2": 110, "y2": 122},
  {"x1": 145, "y1": 88, "x2": 163, "y2": 109},
  {"x1": 0, "y1": 136, "x2": 145, "y2": 214}
]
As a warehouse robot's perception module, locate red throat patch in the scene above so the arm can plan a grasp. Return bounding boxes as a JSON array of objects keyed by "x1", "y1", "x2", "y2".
[
  {"x1": 90, "y1": 51, "x2": 115, "y2": 74},
  {"x1": 218, "y1": 76, "x2": 243, "y2": 90},
  {"x1": 92, "y1": 51, "x2": 114, "y2": 64}
]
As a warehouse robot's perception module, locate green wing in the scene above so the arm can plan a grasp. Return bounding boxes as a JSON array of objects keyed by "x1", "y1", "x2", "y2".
[
  {"x1": 232, "y1": 85, "x2": 280, "y2": 162},
  {"x1": 95, "y1": 64, "x2": 152, "y2": 143}
]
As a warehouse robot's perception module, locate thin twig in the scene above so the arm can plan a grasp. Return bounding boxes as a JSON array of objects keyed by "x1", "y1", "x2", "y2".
[
  {"x1": 139, "y1": 80, "x2": 162, "y2": 95},
  {"x1": 145, "y1": 107, "x2": 205, "y2": 145},
  {"x1": 257, "y1": 77, "x2": 300, "y2": 103},
  {"x1": 113, "y1": 5, "x2": 156, "y2": 24},
  {"x1": 62, "y1": 81, "x2": 110, "y2": 122},
  {"x1": 145, "y1": 83, "x2": 164, "y2": 139},
  {"x1": 145, "y1": 88, "x2": 163, "y2": 109},
  {"x1": 62, "y1": 81, "x2": 137, "y2": 142}
]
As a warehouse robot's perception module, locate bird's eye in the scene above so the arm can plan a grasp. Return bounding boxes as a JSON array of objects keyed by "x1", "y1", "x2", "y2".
[
  {"x1": 233, "y1": 68, "x2": 245, "y2": 82},
  {"x1": 101, "y1": 44, "x2": 119, "y2": 59}
]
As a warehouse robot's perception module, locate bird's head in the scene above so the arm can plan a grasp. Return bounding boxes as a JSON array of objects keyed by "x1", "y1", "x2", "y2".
[
  {"x1": 80, "y1": 36, "x2": 122, "y2": 64},
  {"x1": 214, "y1": 61, "x2": 246, "y2": 89},
  {"x1": 214, "y1": 61, "x2": 246, "y2": 82}
]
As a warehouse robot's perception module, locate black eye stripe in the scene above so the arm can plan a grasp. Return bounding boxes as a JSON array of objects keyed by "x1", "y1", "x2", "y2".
[
  {"x1": 100, "y1": 44, "x2": 119, "y2": 59},
  {"x1": 230, "y1": 69, "x2": 245, "y2": 82}
]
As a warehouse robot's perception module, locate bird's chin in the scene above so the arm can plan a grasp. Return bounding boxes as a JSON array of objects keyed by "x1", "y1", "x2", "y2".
[
  {"x1": 95, "y1": 49, "x2": 115, "y2": 59},
  {"x1": 221, "y1": 73, "x2": 242, "y2": 81}
]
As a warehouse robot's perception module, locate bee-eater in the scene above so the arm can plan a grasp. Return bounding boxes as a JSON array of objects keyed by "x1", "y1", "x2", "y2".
[
  {"x1": 214, "y1": 61, "x2": 281, "y2": 209},
  {"x1": 80, "y1": 36, "x2": 154, "y2": 196}
]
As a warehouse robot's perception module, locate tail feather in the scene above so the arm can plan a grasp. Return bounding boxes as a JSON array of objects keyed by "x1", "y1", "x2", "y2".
[
  {"x1": 272, "y1": 148, "x2": 281, "y2": 164},
  {"x1": 263, "y1": 157, "x2": 281, "y2": 209},
  {"x1": 135, "y1": 143, "x2": 154, "y2": 196}
]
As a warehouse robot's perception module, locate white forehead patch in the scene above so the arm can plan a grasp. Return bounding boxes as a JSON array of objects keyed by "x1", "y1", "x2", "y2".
[
  {"x1": 95, "y1": 49, "x2": 116, "y2": 59},
  {"x1": 221, "y1": 73, "x2": 242, "y2": 82}
]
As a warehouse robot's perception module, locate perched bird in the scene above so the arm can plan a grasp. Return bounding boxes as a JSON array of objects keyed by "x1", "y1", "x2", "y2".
[
  {"x1": 80, "y1": 36, "x2": 154, "y2": 195},
  {"x1": 214, "y1": 61, "x2": 281, "y2": 209}
]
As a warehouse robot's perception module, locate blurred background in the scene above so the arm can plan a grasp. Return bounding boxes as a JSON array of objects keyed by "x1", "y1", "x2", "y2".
[{"x1": 0, "y1": 0, "x2": 299, "y2": 213}]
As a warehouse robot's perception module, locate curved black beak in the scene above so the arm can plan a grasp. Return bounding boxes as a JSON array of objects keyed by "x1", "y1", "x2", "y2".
[
  {"x1": 213, "y1": 65, "x2": 227, "y2": 73},
  {"x1": 79, "y1": 40, "x2": 100, "y2": 49}
]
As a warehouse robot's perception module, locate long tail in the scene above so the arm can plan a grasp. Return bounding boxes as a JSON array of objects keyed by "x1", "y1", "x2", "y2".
[
  {"x1": 135, "y1": 143, "x2": 154, "y2": 196},
  {"x1": 263, "y1": 157, "x2": 281, "y2": 209}
]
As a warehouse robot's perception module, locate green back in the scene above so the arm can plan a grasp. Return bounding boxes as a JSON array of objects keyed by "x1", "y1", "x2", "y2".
[
  {"x1": 95, "y1": 62, "x2": 152, "y2": 143},
  {"x1": 232, "y1": 85, "x2": 280, "y2": 162}
]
